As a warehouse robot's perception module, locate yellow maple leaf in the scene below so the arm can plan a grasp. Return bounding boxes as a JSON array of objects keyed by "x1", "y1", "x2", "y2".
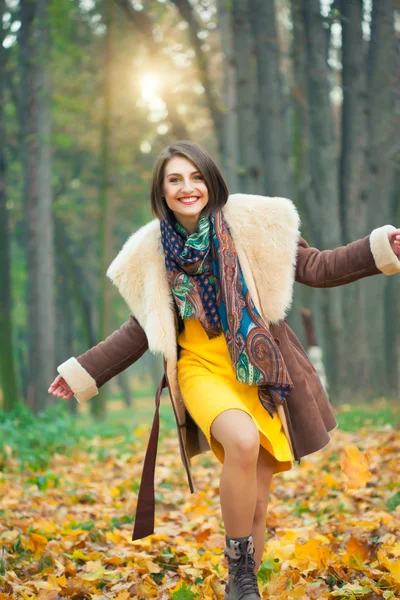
[
  {"x1": 47, "y1": 575, "x2": 67, "y2": 587},
  {"x1": 137, "y1": 582, "x2": 158, "y2": 597},
  {"x1": 25, "y1": 532, "x2": 48, "y2": 555},
  {"x1": 106, "y1": 530, "x2": 125, "y2": 544},
  {"x1": 322, "y1": 473, "x2": 339, "y2": 488},
  {"x1": 104, "y1": 555, "x2": 124, "y2": 565},
  {"x1": 340, "y1": 445, "x2": 371, "y2": 490},
  {"x1": 115, "y1": 593, "x2": 131, "y2": 600},
  {"x1": 346, "y1": 536, "x2": 370, "y2": 560},
  {"x1": 378, "y1": 549, "x2": 400, "y2": 583},
  {"x1": 294, "y1": 539, "x2": 331, "y2": 569},
  {"x1": 70, "y1": 549, "x2": 102, "y2": 561}
]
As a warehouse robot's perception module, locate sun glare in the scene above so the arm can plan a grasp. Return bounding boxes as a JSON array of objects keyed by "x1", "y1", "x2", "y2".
[{"x1": 140, "y1": 73, "x2": 161, "y2": 102}]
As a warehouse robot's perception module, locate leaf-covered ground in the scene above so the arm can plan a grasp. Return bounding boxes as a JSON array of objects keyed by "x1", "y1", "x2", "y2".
[{"x1": 0, "y1": 419, "x2": 399, "y2": 599}]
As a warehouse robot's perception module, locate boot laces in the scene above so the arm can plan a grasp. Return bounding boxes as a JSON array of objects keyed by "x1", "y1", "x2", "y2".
[{"x1": 233, "y1": 552, "x2": 260, "y2": 599}]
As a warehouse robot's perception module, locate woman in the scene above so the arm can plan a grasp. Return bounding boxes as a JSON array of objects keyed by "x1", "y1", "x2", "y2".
[{"x1": 49, "y1": 141, "x2": 400, "y2": 600}]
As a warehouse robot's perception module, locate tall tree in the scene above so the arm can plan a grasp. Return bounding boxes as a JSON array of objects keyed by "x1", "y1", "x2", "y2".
[
  {"x1": 231, "y1": 0, "x2": 262, "y2": 194},
  {"x1": 170, "y1": 0, "x2": 224, "y2": 156},
  {"x1": 19, "y1": 0, "x2": 55, "y2": 413},
  {"x1": 251, "y1": 0, "x2": 291, "y2": 198},
  {"x1": 216, "y1": 0, "x2": 239, "y2": 191},
  {"x1": 339, "y1": 0, "x2": 370, "y2": 396},
  {"x1": 363, "y1": 0, "x2": 397, "y2": 397},
  {"x1": 301, "y1": 0, "x2": 344, "y2": 399},
  {"x1": 94, "y1": 0, "x2": 115, "y2": 419},
  {"x1": 0, "y1": 0, "x2": 20, "y2": 411},
  {"x1": 288, "y1": 0, "x2": 318, "y2": 348}
]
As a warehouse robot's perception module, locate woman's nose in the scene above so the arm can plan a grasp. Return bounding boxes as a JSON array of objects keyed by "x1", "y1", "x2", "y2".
[{"x1": 181, "y1": 179, "x2": 194, "y2": 193}]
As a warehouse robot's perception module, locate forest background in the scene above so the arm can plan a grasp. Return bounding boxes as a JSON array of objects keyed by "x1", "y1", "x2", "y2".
[{"x1": 1, "y1": 0, "x2": 399, "y2": 420}]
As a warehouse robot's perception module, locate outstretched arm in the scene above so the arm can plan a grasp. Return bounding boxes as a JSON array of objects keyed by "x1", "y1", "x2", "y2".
[
  {"x1": 296, "y1": 225, "x2": 400, "y2": 288},
  {"x1": 55, "y1": 315, "x2": 149, "y2": 403}
]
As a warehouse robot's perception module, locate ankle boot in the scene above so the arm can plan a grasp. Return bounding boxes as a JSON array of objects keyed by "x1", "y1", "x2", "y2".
[{"x1": 223, "y1": 533, "x2": 260, "y2": 600}]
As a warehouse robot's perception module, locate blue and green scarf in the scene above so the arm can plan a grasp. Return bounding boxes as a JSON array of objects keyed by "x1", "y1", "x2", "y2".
[{"x1": 160, "y1": 211, "x2": 293, "y2": 417}]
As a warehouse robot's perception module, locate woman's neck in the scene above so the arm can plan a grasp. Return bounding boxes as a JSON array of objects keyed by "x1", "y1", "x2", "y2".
[{"x1": 174, "y1": 213, "x2": 199, "y2": 235}]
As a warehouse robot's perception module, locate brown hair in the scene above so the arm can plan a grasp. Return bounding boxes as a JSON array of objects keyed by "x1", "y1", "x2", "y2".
[{"x1": 150, "y1": 140, "x2": 229, "y2": 220}]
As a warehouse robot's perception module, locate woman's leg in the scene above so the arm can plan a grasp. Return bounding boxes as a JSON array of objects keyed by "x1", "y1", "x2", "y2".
[
  {"x1": 252, "y1": 446, "x2": 275, "y2": 573},
  {"x1": 210, "y1": 409, "x2": 260, "y2": 537}
]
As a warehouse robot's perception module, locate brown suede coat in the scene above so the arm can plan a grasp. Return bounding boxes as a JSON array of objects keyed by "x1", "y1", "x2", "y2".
[
  {"x1": 57, "y1": 194, "x2": 400, "y2": 540},
  {"x1": 76, "y1": 236, "x2": 381, "y2": 540}
]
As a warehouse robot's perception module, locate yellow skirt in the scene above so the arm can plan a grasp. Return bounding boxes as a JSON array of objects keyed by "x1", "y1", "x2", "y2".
[{"x1": 177, "y1": 319, "x2": 293, "y2": 474}]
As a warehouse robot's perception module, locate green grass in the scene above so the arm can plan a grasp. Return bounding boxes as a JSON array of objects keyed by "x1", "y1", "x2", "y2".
[
  {"x1": 0, "y1": 398, "x2": 175, "y2": 473},
  {"x1": 335, "y1": 399, "x2": 399, "y2": 432},
  {"x1": 0, "y1": 398, "x2": 397, "y2": 472}
]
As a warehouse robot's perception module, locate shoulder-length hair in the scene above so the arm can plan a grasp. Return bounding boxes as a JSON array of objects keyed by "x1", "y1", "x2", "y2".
[{"x1": 150, "y1": 140, "x2": 229, "y2": 220}]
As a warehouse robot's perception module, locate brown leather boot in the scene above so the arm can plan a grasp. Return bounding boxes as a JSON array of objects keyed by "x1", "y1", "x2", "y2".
[{"x1": 223, "y1": 533, "x2": 261, "y2": 599}]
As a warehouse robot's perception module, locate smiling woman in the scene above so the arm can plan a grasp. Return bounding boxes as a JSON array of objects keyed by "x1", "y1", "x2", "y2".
[
  {"x1": 162, "y1": 158, "x2": 209, "y2": 234},
  {"x1": 50, "y1": 139, "x2": 400, "y2": 600}
]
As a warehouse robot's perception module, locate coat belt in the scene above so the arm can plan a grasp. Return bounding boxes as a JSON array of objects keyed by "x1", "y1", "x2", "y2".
[{"x1": 131, "y1": 373, "x2": 167, "y2": 541}]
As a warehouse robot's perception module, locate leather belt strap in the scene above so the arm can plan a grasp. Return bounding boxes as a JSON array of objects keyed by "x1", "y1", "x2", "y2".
[{"x1": 131, "y1": 373, "x2": 167, "y2": 541}]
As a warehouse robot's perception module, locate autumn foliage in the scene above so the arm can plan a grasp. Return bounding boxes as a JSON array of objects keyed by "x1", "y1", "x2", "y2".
[{"x1": 0, "y1": 420, "x2": 399, "y2": 599}]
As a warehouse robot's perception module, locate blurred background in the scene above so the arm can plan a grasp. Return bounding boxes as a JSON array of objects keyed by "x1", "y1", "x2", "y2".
[{"x1": 1, "y1": 0, "x2": 399, "y2": 425}]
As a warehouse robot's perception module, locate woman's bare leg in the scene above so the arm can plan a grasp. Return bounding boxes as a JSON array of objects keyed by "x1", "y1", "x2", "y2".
[
  {"x1": 210, "y1": 409, "x2": 260, "y2": 538},
  {"x1": 251, "y1": 446, "x2": 275, "y2": 572}
]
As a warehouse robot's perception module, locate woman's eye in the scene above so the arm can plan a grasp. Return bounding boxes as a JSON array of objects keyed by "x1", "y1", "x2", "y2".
[
  {"x1": 170, "y1": 178, "x2": 180, "y2": 183},
  {"x1": 194, "y1": 175, "x2": 203, "y2": 180}
]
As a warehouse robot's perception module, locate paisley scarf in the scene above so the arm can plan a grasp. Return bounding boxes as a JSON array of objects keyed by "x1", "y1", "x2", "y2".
[{"x1": 160, "y1": 211, "x2": 293, "y2": 416}]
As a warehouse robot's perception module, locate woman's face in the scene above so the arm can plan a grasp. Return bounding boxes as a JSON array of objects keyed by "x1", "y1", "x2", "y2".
[{"x1": 163, "y1": 156, "x2": 209, "y2": 232}]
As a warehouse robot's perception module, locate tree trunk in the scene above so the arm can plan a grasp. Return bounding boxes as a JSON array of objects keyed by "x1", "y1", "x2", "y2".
[
  {"x1": 231, "y1": 0, "x2": 262, "y2": 194},
  {"x1": 55, "y1": 251, "x2": 77, "y2": 414},
  {"x1": 216, "y1": 0, "x2": 239, "y2": 192},
  {"x1": 19, "y1": 0, "x2": 55, "y2": 413},
  {"x1": 170, "y1": 0, "x2": 224, "y2": 156},
  {"x1": 301, "y1": 0, "x2": 344, "y2": 401},
  {"x1": 363, "y1": 0, "x2": 396, "y2": 398},
  {"x1": 117, "y1": 371, "x2": 132, "y2": 408},
  {"x1": 93, "y1": 0, "x2": 115, "y2": 419},
  {"x1": 251, "y1": 0, "x2": 291, "y2": 197},
  {"x1": 290, "y1": 0, "x2": 320, "y2": 246},
  {"x1": 0, "y1": 0, "x2": 20, "y2": 411},
  {"x1": 384, "y1": 154, "x2": 400, "y2": 398},
  {"x1": 53, "y1": 216, "x2": 97, "y2": 350},
  {"x1": 339, "y1": 0, "x2": 370, "y2": 399}
]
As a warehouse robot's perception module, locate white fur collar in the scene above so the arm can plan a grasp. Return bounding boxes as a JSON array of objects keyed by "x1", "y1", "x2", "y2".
[{"x1": 106, "y1": 194, "x2": 301, "y2": 360}]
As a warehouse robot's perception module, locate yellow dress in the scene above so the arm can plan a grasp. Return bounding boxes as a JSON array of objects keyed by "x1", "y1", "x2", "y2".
[{"x1": 177, "y1": 319, "x2": 293, "y2": 474}]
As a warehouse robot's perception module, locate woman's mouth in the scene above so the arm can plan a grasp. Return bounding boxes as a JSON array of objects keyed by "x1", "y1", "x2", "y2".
[{"x1": 178, "y1": 196, "x2": 200, "y2": 205}]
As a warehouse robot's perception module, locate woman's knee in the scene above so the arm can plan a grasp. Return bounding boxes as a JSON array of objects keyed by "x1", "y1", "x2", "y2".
[{"x1": 211, "y1": 409, "x2": 260, "y2": 464}]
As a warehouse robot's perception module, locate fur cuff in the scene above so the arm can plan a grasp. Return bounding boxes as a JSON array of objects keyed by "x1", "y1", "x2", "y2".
[
  {"x1": 57, "y1": 357, "x2": 98, "y2": 404},
  {"x1": 369, "y1": 225, "x2": 400, "y2": 275}
]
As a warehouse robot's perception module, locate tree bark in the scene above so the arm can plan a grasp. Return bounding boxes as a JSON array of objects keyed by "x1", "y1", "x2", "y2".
[
  {"x1": 363, "y1": 0, "x2": 396, "y2": 397},
  {"x1": 290, "y1": 0, "x2": 320, "y2": 246},
  {"x1": 250, "y1": 0, "x2": 291, "y2": 197},
  {"x1": 231, "y1": 0, "x2": 262, "y2": 194},
  {"x1": 0, "y1": 0, "x2": 20, "y2": 411},
  {"x1": 216, "y1": 0, "x2": 239, "y2": 191},
  {"x1": 384, "y1": 168, "x2": 400, "y2": 397},
  {"x1": 94, "y1": 0, "x2": 115, "y2": 419},
  {"x1": 19, "y1": 0, "x2": 55, "y2": 413},
  {"x1": 117, "y1": 371, "x2": 132, "y2": 408},
  {"x1": 301, "y1": 0, "x2": 344, "y2": 400},
  {"x1": 339, "y1": 0, "x2": 370, "y2": 398}
]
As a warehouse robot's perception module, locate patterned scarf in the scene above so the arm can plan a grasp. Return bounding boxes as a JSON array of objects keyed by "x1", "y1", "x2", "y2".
[{"x1": 160, "y1": 211, "x2": 293, "y2": 417}]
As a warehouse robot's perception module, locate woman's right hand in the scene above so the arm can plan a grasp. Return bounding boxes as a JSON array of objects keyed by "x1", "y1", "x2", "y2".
[{"x1": 48, "y1": 374, "x2": 74, "y2": 400}]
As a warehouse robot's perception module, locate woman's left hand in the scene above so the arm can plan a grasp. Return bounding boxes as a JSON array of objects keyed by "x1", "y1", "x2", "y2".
[{"x1": 388, "y1": 230, "x2": 400, "y2": 256}]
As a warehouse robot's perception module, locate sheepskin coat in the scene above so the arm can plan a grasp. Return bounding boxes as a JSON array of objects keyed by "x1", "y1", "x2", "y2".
[{"x1": 57, "y1": 193, "x2": 400, "y2": 540}]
